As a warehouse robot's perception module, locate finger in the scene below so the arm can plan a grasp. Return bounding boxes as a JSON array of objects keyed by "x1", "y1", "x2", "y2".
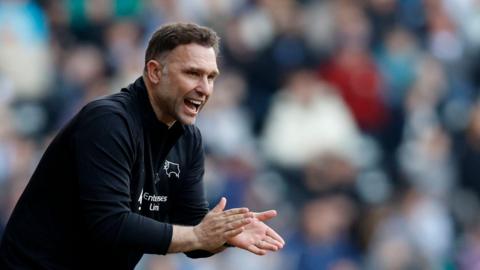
[
  {"x1": 223, "y1": 207, "x2": 251, "y2": 216},
  {"x1": 225, "y1": 217, "x2": 252, "y2": 231},
  {"x1": 255, "y1": 240, "x2": 278, "y2": 251},
  {"x1": 266, "y1": 227, "x2": 285, "y2": 246},
  {"x1": 264, "y1": 236, "x2": 284, "y2": 249},
  {"x1": 255, "y1": 210, "x2": 277, "y2": 222},
  {"x1": 207, "y1": 212, "x2": 251, "y2": 232},
  {"x1": 224, "y1": 227, "x2": 244, "y2": 238},
  {"x1": 212, "y1": 197, "x2": 226, "y2": 213},
  {"x1": 224, "y1": 212, "x2": 254, "y2": 224},
  {"x1": 216, "y1": 214, "x2": 252, "y2": 232},
  {"x1": 206, "y1": 208, "x2": 250, "y2": 224},
  {"x1": 247, "y1": 245, "x2": 267, "y2": 256}
]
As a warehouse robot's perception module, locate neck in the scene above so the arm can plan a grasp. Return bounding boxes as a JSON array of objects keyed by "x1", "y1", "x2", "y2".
[{"x1": 142, "y1": 75, "x2": 176, "y2": 128}]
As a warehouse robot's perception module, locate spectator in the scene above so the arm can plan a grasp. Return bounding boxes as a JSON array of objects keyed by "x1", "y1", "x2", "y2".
[
  {"x1": 262, "y1": 69, "x2": 361, "y2": 169},
  {"x1": 287, "y1": 193, "x2": 360, "y2": 270}
]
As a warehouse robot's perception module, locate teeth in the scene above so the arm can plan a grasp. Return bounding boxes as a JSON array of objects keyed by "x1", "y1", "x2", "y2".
[{"x1": 189, "y1": 100, "x2": 202, "y2": 105}]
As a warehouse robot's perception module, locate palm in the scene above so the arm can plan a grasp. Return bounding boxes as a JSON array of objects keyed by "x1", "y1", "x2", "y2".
[
  {"x1": 229, "y1": 219, "x2": 268, "y2": 249},
  {"x1": 226, "y1": 211, "x2": 285, "y2": 255}
]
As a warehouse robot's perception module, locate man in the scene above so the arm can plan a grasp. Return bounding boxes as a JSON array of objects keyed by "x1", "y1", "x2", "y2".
[{"x1": 0, "y1": 22, "x2": 284, "y2": 269}]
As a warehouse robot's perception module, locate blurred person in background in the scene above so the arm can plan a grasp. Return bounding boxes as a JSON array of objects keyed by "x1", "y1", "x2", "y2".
[
  {"x1": 0, "y1": 0, "x2": 53, "y2": 141},
  {"x1": 320, "y1": 0, "x2": 388, "y2": 136},
  {"x1": 457, "y1": 216, "x2": 480, "y2": 270},
  {"x1": 398, "y1": 55, "x2": 455, "y2": 198},
  {"x1": 0, "y1": 91, "x2": 40, "y2": 243},
  {"x1": 458, "y1": 101, "x2": 480, "y2": 199},
  {"x1": 261, "y1": 68, "x2": 361, "y2": 205},
  {"x1": 365, "y1": 186, "x2": 454, "y2": 270},
  {"x1": 0, "y1": 0, "x2": 53, "y2": 100},
  {"x1": 285, "y1": 193, "x2": 360, "y2": 270},
  {"x1": 375, "y1": 26, "x2": 420, "y2": 180},
  {"x1": 0, "y1": 22, "x2": 284, "y2": 270},
  {"x1": 262, "y1": 69, "x2": 361, "y2": 170},
  {"x1": 220, "y1": 0, "x2": 315, "y2": 135},
  {"x1": 46, "y1": 44, "x2": 110, "y2": 129}
]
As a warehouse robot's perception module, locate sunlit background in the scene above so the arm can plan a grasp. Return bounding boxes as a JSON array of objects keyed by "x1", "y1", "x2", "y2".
[{"x1": 1, "y1": 0, "x2": 480, "y2": 269}]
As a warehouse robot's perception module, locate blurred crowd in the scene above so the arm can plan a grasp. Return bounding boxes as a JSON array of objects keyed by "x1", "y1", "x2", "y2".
[{"x1": 1, "y1": 0, "x2": 480, "y2": 269}]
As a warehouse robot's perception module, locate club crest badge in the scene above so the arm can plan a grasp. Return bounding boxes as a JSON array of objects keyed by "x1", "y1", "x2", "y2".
[{"x1": 163, "y1": 160, "x2": 180, "y2": 178}]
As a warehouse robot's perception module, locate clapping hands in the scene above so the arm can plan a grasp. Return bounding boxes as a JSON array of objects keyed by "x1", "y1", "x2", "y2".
[{"x1": 226, "y1": 209, "x2": 285, "y2": 255}]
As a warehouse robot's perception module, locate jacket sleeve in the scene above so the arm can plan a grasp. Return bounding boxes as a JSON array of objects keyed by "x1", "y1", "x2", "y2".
[
  {"x1": 72, "y1": 108, "x2": 172, "y2": 255},
  {"x1": 169, "y1": 127, "x2": 214, "y2": 258}
]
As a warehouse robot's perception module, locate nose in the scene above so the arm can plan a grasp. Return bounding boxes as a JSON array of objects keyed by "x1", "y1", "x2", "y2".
[{"x1": 195, "y1": 76, "x2": 212, "y2": 96}]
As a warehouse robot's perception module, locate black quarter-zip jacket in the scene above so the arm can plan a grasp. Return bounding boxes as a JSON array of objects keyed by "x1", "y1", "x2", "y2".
[{"x1": 0, "y1": 77, "x2": 211, "y2": 269}]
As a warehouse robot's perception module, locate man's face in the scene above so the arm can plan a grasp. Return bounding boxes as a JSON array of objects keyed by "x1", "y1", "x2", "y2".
[{"x1": 149, "y1": 43, "x2": 219, "y2": 126}]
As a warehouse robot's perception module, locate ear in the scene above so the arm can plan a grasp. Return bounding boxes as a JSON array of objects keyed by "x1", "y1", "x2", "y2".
[{"x1": 146, "y1": 59, "x2": 162, "y2": 84}]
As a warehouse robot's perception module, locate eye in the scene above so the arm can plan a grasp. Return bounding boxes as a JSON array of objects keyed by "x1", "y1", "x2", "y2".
[
  {"x1": 186, "y1": 70, "x2": 200, "y2": 77},
  {"x1": 209, "y1": 72, "x2": 219, "y2": 82}
]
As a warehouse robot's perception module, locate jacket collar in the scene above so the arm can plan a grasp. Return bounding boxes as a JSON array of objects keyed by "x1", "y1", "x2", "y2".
[{"x1": 123, "y1": 76, "x2": 185, "y2": 135}]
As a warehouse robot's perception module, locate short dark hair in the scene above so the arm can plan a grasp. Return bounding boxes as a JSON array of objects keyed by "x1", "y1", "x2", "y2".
[{"x1": 144, "y1": 22, "x2": 220, "y2": 68}]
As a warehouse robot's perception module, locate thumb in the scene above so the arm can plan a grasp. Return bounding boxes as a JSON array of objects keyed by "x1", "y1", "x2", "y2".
[
  {"x1": 255, "y1": 210, "x2": 277, "y2": 222},
  {"x1": 212, "y1": 197, "x2": 227, "y2": 212}
]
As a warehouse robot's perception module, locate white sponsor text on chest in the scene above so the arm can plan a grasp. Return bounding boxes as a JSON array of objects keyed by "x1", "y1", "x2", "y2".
[{"x1": 143, "y1": 192, "x2": 167, "y2": 202}]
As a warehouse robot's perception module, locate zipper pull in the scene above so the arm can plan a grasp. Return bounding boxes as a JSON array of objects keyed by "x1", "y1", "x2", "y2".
[{"x1": 155, "y1": 172, "x2": 160, "y2": 184}]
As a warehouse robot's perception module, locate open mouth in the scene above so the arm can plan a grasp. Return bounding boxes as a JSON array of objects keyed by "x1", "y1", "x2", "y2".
[{"x1": 184, "y1": 99, "x2": 202, "y2": 114}]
